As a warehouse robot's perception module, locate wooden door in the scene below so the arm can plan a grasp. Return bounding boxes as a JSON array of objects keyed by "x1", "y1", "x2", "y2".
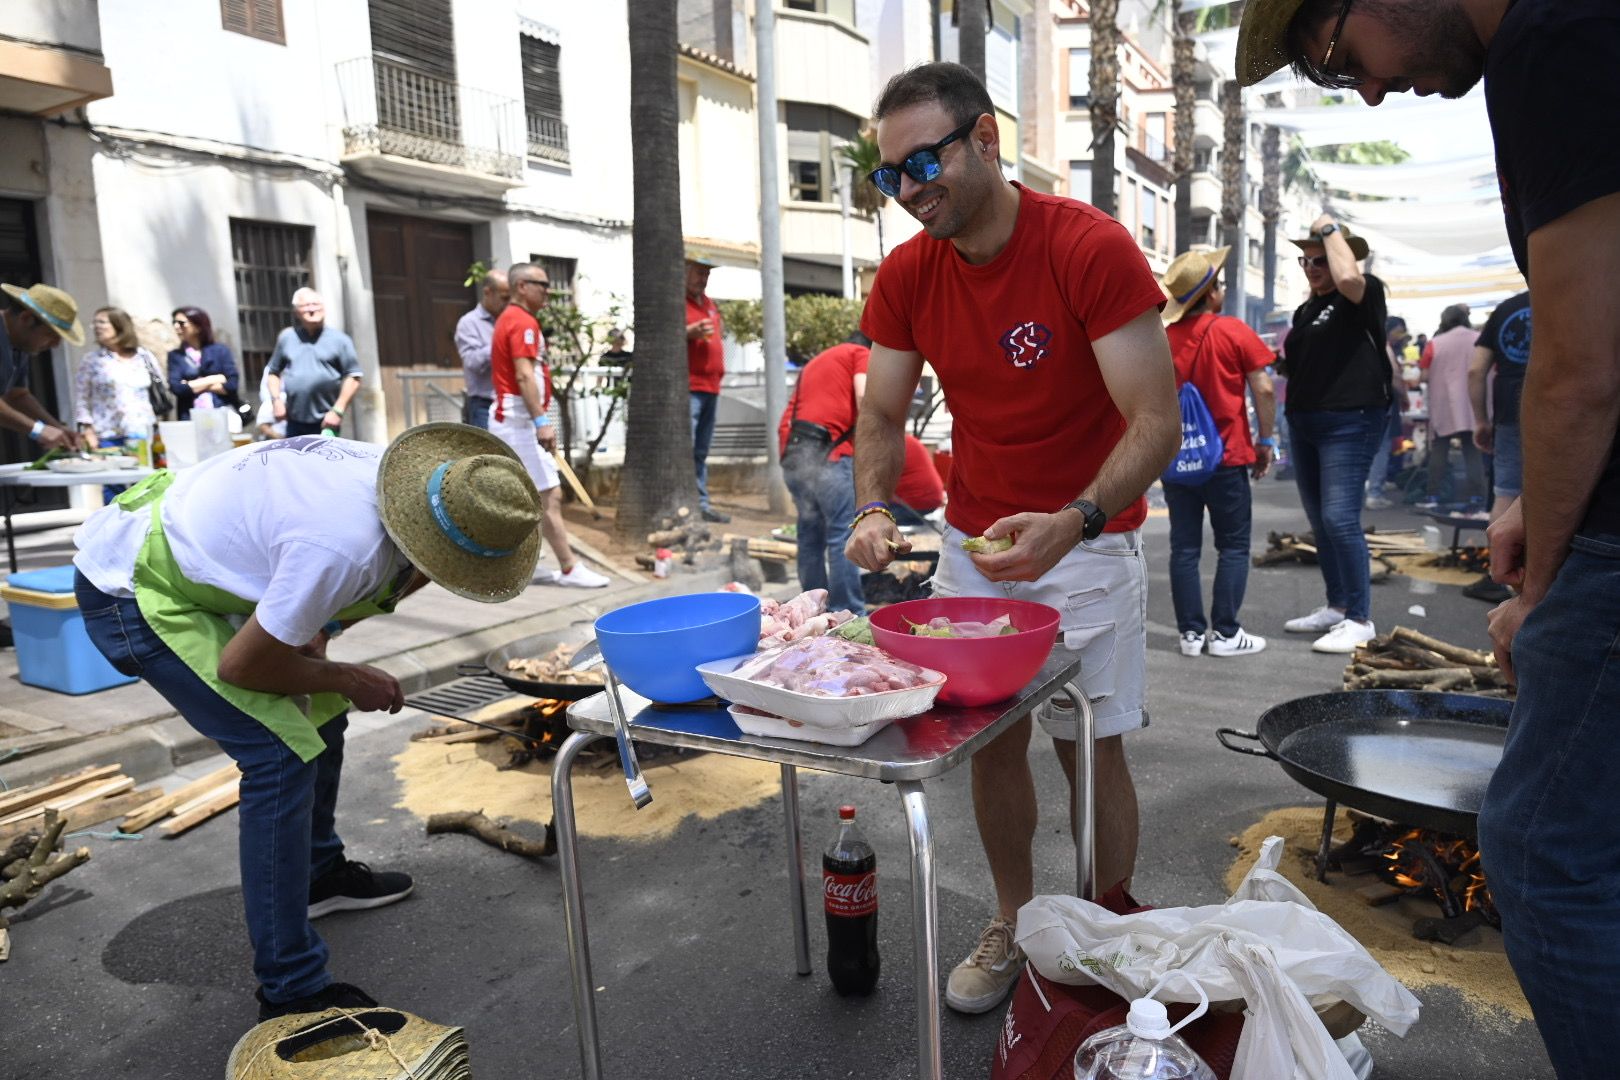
[{"x1": 366, "y1": 210, "x2": 475, "y2": 437}]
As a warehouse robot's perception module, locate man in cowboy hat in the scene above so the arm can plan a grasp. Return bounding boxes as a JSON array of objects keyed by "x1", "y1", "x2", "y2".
[
  {"x1": 685, "y1": 251, "x2": 730, "y2": 523},
  {"x1": 71, "y1": 423, "x2": 543, "y2": 1022},
  {"x1": 1, "y1": 283, "x2": 83, "y2": 452},
  {"x1": 1159, "y1": 247, "x2": 1277, "y2": 659},
  {"x1": 1238, "y1": 2, "x2": 1620, "y2": 1071}
]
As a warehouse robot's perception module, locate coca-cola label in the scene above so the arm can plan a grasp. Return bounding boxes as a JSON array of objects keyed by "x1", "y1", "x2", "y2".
[{"x1": 823, "y1": 870, "x2": 877, "y2": 917}]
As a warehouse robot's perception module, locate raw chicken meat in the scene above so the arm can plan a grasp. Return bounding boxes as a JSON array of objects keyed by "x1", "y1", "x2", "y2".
[
  {"x1": 905, "y1": 614, "x2": 1017, "y2": 638},
  {"x1": 734, "y1": 637, "x2": 940, "y2": 697},
  {"x1": 756, "y1": 588, "x2": 856, "y2": 647}
]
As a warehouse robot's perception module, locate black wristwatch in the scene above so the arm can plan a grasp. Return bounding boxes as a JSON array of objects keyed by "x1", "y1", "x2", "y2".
[
  {"x1": 1318, "y1": 222, "x2": 1339, "y2": 237},
  {"x1": 1063, "y1": 498, "x2": 1108, "y2": 541}
]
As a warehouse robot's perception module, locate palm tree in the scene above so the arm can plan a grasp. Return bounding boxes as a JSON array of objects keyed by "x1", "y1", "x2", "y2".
[
  {"x1": 617, "y1": 0, "x2": 695, "y2": 541},
  {"x1": 1088, "y1": 0, "x2": 1121, "y2": 218},
  {"x1": 1219, "y1": 78, "x2": 1244, "y2": 304},
  {"x1": 837, "y1": 131, "x2": 888, "y2": 257},
  {"x1": 1260, "y1": 124, "x2": 1282, "y2": 314},
  {"x1": 957, "y1": 0, "x2": 987, "y2": 84},
  {"x1": 1171, "y1": 1, "x2": 1196, "y2": 251}
]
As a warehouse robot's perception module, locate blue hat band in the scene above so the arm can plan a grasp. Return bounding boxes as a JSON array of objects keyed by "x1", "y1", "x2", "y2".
[
  {"x1": 426, "y1": 460, "x2": 514, "y2": 559},
  {"x1": 16, "y1": 293, "x2": 74, "y2": 335},
  {"x1": 1175, "y1": 266, "x2": 1217, "y2": 305}
]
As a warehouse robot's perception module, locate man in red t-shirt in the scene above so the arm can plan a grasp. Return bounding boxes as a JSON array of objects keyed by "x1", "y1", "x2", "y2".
[
  {"x1": 487, "y1": 261, "x2": 608, "y2": 588},
  {"x1": 685, "y1": 253, "x2": 728, "y2": 523},
  {"x1": 844, "y1": 63, "x2": 1180, "y2": 1015},
  {"x1": 777, "y1": 334, "x2": 871, "y2": 613},
  {"x1": 1159, "y1": 247, "x2": 1277, "y2": 659},
  {"x1": 894, "y1": 434, "x2": 945, "y2": 521}
]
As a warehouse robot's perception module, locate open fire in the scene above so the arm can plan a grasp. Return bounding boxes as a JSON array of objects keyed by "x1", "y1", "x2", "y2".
[{"x1": 1326, "y1": 813, "x2": 1499, "y2": 944}]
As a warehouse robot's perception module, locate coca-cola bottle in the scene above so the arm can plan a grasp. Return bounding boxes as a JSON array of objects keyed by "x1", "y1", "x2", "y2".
[{"x1": 823, "y1": 804, "x2": 879, "y2": 995}]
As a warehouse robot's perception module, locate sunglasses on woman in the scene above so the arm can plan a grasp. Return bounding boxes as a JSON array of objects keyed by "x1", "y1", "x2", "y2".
[
  {"x1": 867, "y1": 119, "x2": 978, "y2": 199},
  {"x1": 1298, "y1": 255, "x2": 1330, "y2": 269}
]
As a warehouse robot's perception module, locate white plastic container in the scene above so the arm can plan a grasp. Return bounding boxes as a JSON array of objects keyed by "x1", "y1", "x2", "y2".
[
  {"x1": 1074, "y1": 974, "x2": 1217, "y2": 1080},
  {"x1": 697, "y1": 652, "x2": 945, "y2": 731},
  {"x1": 158, "y1": 421, "x2": 199, "y2": 469},
  {"x1": 727, "y1": 703, "x2": 905, "y2": 747}
]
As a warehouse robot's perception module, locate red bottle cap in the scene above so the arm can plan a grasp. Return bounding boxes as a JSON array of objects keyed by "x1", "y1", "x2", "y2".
[{"x1": 839, "y1": 805, "x2": 856, "y2": 820}]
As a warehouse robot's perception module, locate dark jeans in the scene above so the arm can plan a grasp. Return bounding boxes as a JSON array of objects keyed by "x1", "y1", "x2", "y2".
[
  {"x1": 1427, "y1": 431, "x2": 1487, "y2": 502},
  {"x1": 781, "y1": 449, "x2": 864, "y2": 614},
  {"x1": 1478, "y1": 534, "x2": 1620, "y2": 1078},
  {"x1": 1287, "y1": 406, "x2": 1386, "y2": 622},
  {"x1": 73, "y1": 572, "x2": 347, "y2": 1004},
  {"x1": 689, "y1": 391, "x2": 719, "y2": 509},
  {"x1": 1163, "y1": 465, "x2": 1252, "y2": 636},
  {"x1": 463, "y1": 394, "x2": 492, "y2": 430},
  {"x1": 285, "y1": 419, "x2": 325, "y2": 437}
]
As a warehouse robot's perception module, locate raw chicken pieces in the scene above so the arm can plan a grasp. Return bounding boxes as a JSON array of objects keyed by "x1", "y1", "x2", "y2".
[
  {"x1": 906, "y1": 614, "x2": 1017, "y2": 638},
  {"x1": 734, "y1": 637, "x2": 940, "y2": 697},
  {"x1": 757, "y1": 588, "x2": 857, "y2": 647}
]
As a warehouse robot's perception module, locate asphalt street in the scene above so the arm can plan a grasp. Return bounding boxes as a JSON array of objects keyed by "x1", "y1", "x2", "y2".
[{"x1": 1, "y1": 477, "x2": 1554, "y2": 1079}]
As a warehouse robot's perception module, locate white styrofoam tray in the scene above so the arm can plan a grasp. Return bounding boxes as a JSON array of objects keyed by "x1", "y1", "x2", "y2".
[
  {"x1": 697, "y1": 652, "x2": 946, "y2": 730},
  {"x1": 727, "y1": 704, "x2": 900, "y2": 747}
]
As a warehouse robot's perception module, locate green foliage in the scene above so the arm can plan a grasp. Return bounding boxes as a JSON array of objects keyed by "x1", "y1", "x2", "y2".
[
  {"x1": 463, "y1": 259, "x2": 492, "y2": 289},
  {"x1": 1312, "y1": 140, "x2": 1411, "y2": 166},
  {"x1": 536, "y1": 286, "x2": 632, "y2": 464},
  {"x1": 716, "y1": 295, "x2": 865, "y2": 365},
  {"x1": 836, "y1": 131, "x2": 887, "y2": 218}
]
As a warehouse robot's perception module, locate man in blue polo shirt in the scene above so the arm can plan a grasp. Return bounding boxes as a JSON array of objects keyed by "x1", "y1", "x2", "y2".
[{"x1": 266, "y1": 289, "x2": 363, "y2": 437}]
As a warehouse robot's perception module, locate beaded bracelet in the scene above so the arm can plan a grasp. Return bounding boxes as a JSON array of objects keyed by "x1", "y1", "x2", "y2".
[{"x1": 850, "y1": 504, "x2": 896, "y2": 530}]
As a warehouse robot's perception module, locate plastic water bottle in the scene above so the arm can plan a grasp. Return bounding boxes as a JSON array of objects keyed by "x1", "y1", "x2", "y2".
[{"x1": 1074, "y1": 973, "x2": 1217, "y2": 1080}]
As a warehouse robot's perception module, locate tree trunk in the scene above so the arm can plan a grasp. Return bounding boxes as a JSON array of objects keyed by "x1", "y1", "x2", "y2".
[
  {"x1": 1260, "y1": 124, "x2": 1282, "y2": 316},
  {"x1": 1171, "y1": 4, "x2": 1195, "y2": 254},
  {"x1": 931, "y1": 0, "x2": 942, "y2": 62},
  {"x1": 1219, "y1": 79, "x2": 1246, "y2": 321},
  {"x1": 958, "y1": 0, "x2": 987, "y2": 85},
  {"x1": 619, "y1": 0, "x2": 696, "y2": 541},
  {"x1": 1088, "y1": 0, "x2": 1121, "y2": 219}
]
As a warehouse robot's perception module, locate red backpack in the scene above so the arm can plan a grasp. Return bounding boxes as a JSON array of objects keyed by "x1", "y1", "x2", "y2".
[{"x1": 990, "y1": 886, "x2": 1244, "y2": 1080}]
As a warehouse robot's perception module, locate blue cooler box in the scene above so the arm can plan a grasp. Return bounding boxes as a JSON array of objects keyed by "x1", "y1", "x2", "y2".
[{"x1": 1, "y1": 565, "x2": 138, "y2": 695}]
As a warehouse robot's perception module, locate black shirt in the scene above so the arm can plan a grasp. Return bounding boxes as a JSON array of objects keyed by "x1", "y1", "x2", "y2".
[
  {"x1": 1283, "y1": 274, "x2": 1390, "y2": 412},
  {"x1": 1486, "y1": 0, "x2": 1620, "y2": 535},
  {"x1": 1477, "y1": 291, "x2": 1530, "y2": 426}
]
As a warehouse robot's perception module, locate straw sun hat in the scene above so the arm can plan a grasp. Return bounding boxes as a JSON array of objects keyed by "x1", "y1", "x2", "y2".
[
  {"x1": 377, "y1": 422, "x2": 542, "y2": 603},
  {"x1": 1, "y1": 283, "x2": 85, "y2": 346},
  {"x1": 1235, "y1": 0, "x2": 1312, "y2": 87},
  {"x1": 227, "y1": 1006, "x2": 470, "y2": 1080},
  {"x1": 1160, "y1": 246, "x2": 1231, "y2": 325}
]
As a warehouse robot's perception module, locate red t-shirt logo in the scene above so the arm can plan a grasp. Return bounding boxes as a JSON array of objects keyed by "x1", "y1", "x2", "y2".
[{"x1": 999, "y1": 321, "x2": 1053, "y2": 369}]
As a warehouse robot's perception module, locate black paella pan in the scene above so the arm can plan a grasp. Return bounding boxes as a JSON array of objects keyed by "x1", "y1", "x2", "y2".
[
  {"x1": 479, "y1": 631, "x2": 605, "y2": 701},
  {"x1": 1217, "y1": 690, "x2": 1512, "y2": 837}
]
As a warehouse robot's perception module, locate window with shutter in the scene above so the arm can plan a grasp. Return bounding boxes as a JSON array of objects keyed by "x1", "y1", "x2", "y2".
[
  {"x1": 221, "y1": 0, "x2": 285, "y2": 45},
  {"x1": 367, "y1": 0, "x2": 455, "y2": 77},
  {"x1": 521, "y1": 34, "x2": 569, "y2": 163},
  {"x1": 229, "y1": 219, "x2": 314, "y2": 392},
  {"x1": 785, "y1": 103, "x2": 861, "y2": 204},
  {"x1": 530, "y1": 255, "x2": 577, "y2": 308}
]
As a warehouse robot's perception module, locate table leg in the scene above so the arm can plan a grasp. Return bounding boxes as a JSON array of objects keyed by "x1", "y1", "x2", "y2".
[
  {"x1": 780, "y1": 763, "x2": 812, "y2": 976},
  {"x1": 553, "y1": 730, "x2": 605, "y2": 1080},
  {"x1": 895, "y1": 780, "x2": 941, "y2": 1080},
  {"x1": 1063, "y1": 680, "x2": 1096, "y2": 902},
  {"x1": 3, "y1": 483, "x2": 16, "y2": 574},
  {"x1": 1315, "y1": 800, "x2": 1338, "y2": 884}
]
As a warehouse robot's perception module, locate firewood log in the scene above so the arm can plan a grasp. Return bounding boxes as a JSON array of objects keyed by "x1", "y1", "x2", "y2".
[
  {"x1": 1391, "y1": 627, "x2": 1495, "y2": 668},
  {"x1": 426, "y1": 810, "x2": 555, "y2": 859}
]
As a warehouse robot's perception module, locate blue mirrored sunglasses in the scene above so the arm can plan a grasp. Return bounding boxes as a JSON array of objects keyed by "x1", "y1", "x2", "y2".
[{"x1": 867, "y1": 119, "x2": 978, "y2": 199}]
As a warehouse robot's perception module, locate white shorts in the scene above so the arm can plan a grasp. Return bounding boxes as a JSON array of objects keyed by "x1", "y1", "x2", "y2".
[
  {"x1": 489, "y1": 394, "x2": 560, "y2": 492},
  {"x1": 932, "y1": 524, "x2": 1149, "y2": 741}
]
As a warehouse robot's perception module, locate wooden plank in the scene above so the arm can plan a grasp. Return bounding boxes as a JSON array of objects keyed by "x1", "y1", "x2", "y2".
[
  {"x1": 161, "y1": 783, "x2": 241, "y2": 838},
  {"x1": 119, "y1": 763, "x2": 241, "y2": 835},
  {"x1": 0, "y1": 787, "x2": 163, "y2": 847},
  {"x1": 167, "y1": 779, "x2": 241, "y2": 822},
  {"x1": 0, "y1": 776, "x2": 135, "y2": 827},
  {"x1": 0, "y1": 765, "x2": 122, "y2": 818}
]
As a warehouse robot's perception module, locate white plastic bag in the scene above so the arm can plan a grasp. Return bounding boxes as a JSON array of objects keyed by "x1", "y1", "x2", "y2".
[
  {"x1": 1218, "y1": 936, "x2": 1357, "y2": 1080},
  {"x1": 1015, "y1": 835, "x2": 1421, "y2": 1062}
]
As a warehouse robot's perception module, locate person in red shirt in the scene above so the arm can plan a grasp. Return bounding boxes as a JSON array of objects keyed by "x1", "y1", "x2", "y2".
[
  {"x1": 685, "y1": 253, "x2": 729, "y2": 523},
  {"x1": 844, "y1": 63, "x2": 1180, "y2": 1014},
  {"x1": 488, "y1": 261, "x2": 608, "y2": 588},
  {"x1": 1159, "y1": 247, "x2": 1277, "y2": 659},
  {"x1": 777, "y1": 334, "x2": 871, "y2": 613},
  {"x1": 893, "y1": 433, "x2": 945, "y2": 523}
]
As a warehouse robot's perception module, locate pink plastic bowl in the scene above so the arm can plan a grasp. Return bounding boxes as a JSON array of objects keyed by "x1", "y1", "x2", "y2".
[{"x1": 868, "y1": 597, "x2": 1061, "y2": 707}]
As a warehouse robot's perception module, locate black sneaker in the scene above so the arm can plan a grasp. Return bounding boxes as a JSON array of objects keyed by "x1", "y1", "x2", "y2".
[
  {"x1": 700, "y1": 506, "x2": 730, "y2": 524},
  {"x1": 308, "y1": 859, "x2": 414, "y2": 919},
  {"x1": 256, "y1": 980, "x2": 378, "y2": 1022}
]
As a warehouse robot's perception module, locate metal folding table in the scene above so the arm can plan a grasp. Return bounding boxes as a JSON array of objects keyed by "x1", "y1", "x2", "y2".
[
  {"x1": 0, "y1": 462, "x2": 157, "y2": 573},
  {"x1": 556, "y1": 651, "x2": 1092, "y2": 1080}
]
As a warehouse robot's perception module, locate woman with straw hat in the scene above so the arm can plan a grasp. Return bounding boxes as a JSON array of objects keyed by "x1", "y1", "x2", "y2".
[
  {"x1": 1278, "y1": 216, "x2": 1393, "y2": 655},
  {"x1": 70, "y1": 423, "x2": 543, "y2": 1022}
]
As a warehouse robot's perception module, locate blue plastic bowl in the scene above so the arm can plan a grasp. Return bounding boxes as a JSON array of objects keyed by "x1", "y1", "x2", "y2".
[{"x1": 594, "y1": 592, "x2": 762, "y2": 703}]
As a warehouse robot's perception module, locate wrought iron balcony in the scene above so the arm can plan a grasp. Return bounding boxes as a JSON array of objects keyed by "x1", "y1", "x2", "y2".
[
  {"x1": 337, "y1": 55, "x2": 523, "y2": 187},
  {"x1": 527, "y1": 112, "x2": 570, "y2": 164}
]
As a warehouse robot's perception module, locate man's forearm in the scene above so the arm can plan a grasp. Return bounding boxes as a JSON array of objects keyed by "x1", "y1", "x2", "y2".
[
  {"x1": 0, "y1": 393, "x2": 41, "y2": 435},
  {"x1": 852, "y1": 406, "x2": 906, "y2": 506},
  {"x1": 1077, "y1": 409, "x2": 1180, "y2": 519},
  {"x1": 266, "y1": 373, "x2": 283, "y2": 399},
  {"x1": 1253, "y1": 387, "x2": 1276, "y2": 440},
  {"x1": 514, "y1": 360, "x2": 547, "y2": 420},
  {"x1": 1520, "y1": 359, "x2": 1620, "y2": 599},
  {"x1": 333, "y1": 375, "x2": 361, "y2": 413}
]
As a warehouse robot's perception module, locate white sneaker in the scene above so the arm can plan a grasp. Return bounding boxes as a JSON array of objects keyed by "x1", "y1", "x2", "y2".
[
  {"x1": 1178, "y1": 630, "x2": 1206, "y2": 657},
  {"x1": 945, "y1": 915, "x2": 1024, "y2": 1014},
  {"x1": 556, "y1": 563, "x2": 611, "y2": 588},
  {"x1": 1285, "y1": 606, "x2": 1345, "y2": 634},
  {"x1": 531, "y1": 567, "x2": 562, "y2": 585},
  {"x1": 1312, "y1": 619, "x2": 1376, "y2": 654},
  {"x1": 1208, "y1": 628, "x2": 1267, "y2": 657}
]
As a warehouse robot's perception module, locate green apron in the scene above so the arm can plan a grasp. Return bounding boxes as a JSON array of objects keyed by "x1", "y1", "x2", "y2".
[{"x1": 115, "y1": 470, "x2": 405, "y2": 763}]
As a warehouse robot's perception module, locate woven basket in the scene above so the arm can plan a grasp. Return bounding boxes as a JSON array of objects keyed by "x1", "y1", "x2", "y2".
[{"x1": 226, "y1": 1007, "x2": 470, "y2": 1080}]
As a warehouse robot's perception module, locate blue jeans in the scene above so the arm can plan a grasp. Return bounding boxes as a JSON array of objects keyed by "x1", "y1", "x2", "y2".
[
  {"x1": 1478, "y1": 534, "x2": 1620, "y2": 1079},
  {"x1": 1493, "y1": 422, "x2": 1522, "y2": 499},
  {"x1": 463, "y1": 394, "x2": 492, "y2": 430},
  {"x1": 1365, "y1": 399, "x2": 1401, "y2": 492},
  {"x1": 73, "y1": 572, "x2": 346, "y2": 1004},
  {"x1": 1286, "y1": 406, "x2": 1386, "y2": 622},
  {"x1": 781, "y1": 449, "x2": 865, "y2": 614},
  {"x1": 1163, "y1": 465, "x2": 1252, "y2": 636},
  {"x1": 689, "y1": 391, "x2": 719, "y2": 509}
]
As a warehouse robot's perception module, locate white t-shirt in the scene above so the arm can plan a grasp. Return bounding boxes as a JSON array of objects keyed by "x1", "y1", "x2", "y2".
[{"x1": 74, "y1": 436, "x2": 405, "y2": 647}]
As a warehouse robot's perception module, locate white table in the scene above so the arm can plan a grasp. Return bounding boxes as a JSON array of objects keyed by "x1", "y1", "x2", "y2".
[{"x1": 0, "y1": 462, "x2": 157, "y2": 573}]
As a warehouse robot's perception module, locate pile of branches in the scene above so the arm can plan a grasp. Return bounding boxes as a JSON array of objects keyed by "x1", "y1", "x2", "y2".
[
  {"x1": 634, "y1": 506, "x2": 722, "y2": 572},
  {"x1": 1343, "y1": 626, "x2": 1511, "y2": 695},
  {"x1": 1254, "y1": 528, "x2": 1427, "y2": 580},
  {"x1": 1, "y1": 811, "x2": 91, "y2": 961}
]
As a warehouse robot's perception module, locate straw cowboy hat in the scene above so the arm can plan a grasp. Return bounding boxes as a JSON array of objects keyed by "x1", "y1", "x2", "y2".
[
  {"x1": 685, "y1": 248, "x2": 719, "y2": 268},
  {"x1": 1160, "y1": 246, "x2": 1231, "y2": 325},
  {"x1": 1, "y1": 283, "x2": 85, "y2": 346},
  {"x1": 227, "y1": 1006, "x2": 469, "y2": 1080},
  {"x1": 1291, "y1": 223, "x2": 1370, "y2": 261},
  {"x1": 377, "y1": 422, "x2": 542, "y2": 603},
  {"x1": 1234, "y1": 0, "x2": 1313, "y2": 87}
]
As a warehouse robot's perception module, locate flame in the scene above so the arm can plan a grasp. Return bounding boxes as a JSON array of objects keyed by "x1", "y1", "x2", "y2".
[{"x1": 1378, "y1": 827, "x2": 1493, "y2": 917}]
